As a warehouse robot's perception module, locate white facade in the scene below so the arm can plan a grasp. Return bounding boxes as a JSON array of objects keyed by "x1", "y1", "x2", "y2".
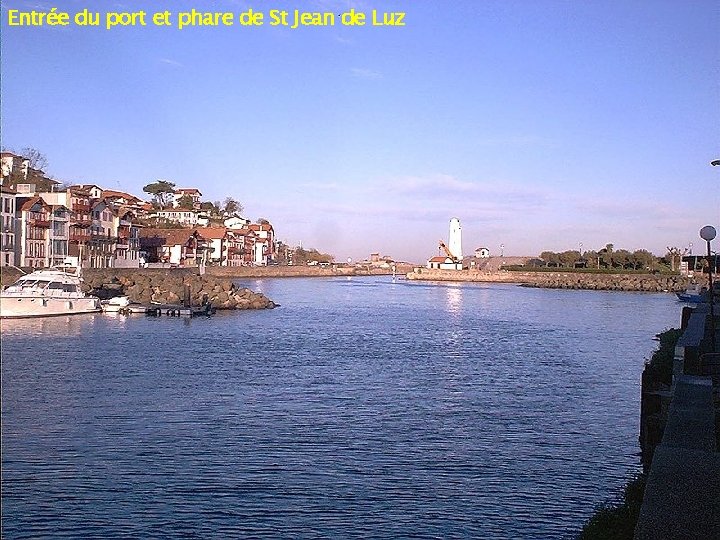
[
  {"x1": 1, "y1": 188, "x2": 16, "y2": 266},
  {"x1": 172, "y1": 188, "x2": 202, "y2": 208},
  {"x1": 48, "y1": 205, "x2": 70, "y2": 267},
  {"x1": 1, "y1": 153, "x2": 29, "y2": 183},
  {"x1": 224, "y1": 216, "x2": 251, "y2": 229},
  {"x1": 154, "y1": 209, "x2": 199, "y2": 227}
]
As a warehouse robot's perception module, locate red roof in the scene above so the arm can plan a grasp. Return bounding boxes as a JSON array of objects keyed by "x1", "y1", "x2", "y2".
[
  {"x1": 103, "y1": 189, "x2": 141, "y2": 202},
  {"x1": 429, "y1": 256, "x2": 449, "y2": 263},
  {"x1": 139, "y1": 228, "x2": 196, "y2": 246},
  {"x1": 19, "y1": 195, "x2": 49, "y2": 212},
  {"x1": 193, "y1": 227, "x2": 227, "y2": 240}
]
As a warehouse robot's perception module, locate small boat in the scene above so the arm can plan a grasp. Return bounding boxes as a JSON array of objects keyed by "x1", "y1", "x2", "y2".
[
  {"x1": 676, "y1": 283, "x2": 708, "y2": 303},
  {"x1": 0, "y1": 266, "x2": 102, "y2": 318},
  {"x1": 101, "y1": 296, "x2": 131, "y2": 313}
]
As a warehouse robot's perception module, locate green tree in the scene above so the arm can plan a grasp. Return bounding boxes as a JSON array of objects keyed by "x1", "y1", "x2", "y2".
[
  {"x1": 558, "y1": 250, "x2": 581, "y2": 268},
  {"x1": 632, "y1": 249, "x2": 656, "y2": 271},
  {"x1": 200, "y1": 201, "x2": 220, "y2": 216},
  {"x1": 143, "y1": 180, "x2": 176, "y2": 209},
  {"x1": 540, "y1": 250, "x2": 563, "y2": 267},
  {"x1": 613, "y1": 249, "x2": 632, "y2": 269},
  {"x1": 599, "y1": 243, "x2": 614, "y2": 268},
  {"x1": 176, "y1": 194, "x2": 195, "y2": 210}
]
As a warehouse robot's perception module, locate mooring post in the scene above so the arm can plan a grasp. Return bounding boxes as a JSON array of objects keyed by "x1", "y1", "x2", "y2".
[{"x1": 184, "y1": 284, "x2": 191, "y2": 308}]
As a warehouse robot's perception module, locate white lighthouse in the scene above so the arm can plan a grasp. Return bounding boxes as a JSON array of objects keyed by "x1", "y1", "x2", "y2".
[
  {"x1": 448, "y1": 217, "x2": 462, "y2": 262},
  {"x1": 427, "y1": 217, "x2": 464, "y2": 270}
]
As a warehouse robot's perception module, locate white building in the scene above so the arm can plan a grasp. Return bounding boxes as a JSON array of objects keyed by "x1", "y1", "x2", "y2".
[
  {"x1": 47, "y1": 205, "x2": 70, "y2": 267},
  {"x1": 153, "y1": 209, "x2": 200, "y2": 227},
  {"x1": 1, "y1": 185, "x2": 16, "y2": 266},
  {"x1": 172, "y1": 188, "x2": 202, "y2": 209}
]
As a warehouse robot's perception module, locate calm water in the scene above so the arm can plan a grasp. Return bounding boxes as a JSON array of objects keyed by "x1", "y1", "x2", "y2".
[{"x1": 2, "y1": 277, "x2": 681, "y2": 539}]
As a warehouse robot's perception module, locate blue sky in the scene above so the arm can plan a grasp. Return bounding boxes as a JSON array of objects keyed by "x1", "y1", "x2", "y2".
[{"x1": 2, "y1": 0, "x2": 718, "y2": 262}]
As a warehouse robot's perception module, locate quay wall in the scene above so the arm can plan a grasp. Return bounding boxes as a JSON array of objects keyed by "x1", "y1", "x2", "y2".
[{"x1": 406, "y1": 268, "x2": 690, "y2": 293}]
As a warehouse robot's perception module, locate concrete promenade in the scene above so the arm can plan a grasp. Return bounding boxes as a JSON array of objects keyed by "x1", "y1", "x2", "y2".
[{"x1": 634, "y1": 304, "x2": 720, "y2": 539}]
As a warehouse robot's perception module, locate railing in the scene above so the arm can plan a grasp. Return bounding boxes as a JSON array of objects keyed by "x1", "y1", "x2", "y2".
[{"x1": 69, "y1": 232, "x2": 91, "y2": 242}]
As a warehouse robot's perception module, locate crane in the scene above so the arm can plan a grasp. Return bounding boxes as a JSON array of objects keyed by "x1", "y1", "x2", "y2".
[{"x1": 439, "y1": 240, "x2": 458, "y2": 261}]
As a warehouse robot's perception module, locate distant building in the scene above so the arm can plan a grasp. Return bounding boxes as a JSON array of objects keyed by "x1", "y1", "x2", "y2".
[
  {"x1": 475, "y1": 247, "x2": 490, "y2": 258},
  {"x1": 1, "y1": 152, "x2": 29, "y2": 184},
  {"x1": 47, "y1": 204, "x2": 70, "y2": 267},
  {"x1": 139, "y1": 228, "x2": 209, "y2": 266},
  {"x1": 249, "y1": 222, "x2": 275, "y2": 265},
  {"x1": 173, "y1": 188, "x2": 202, "y2": 209},
  {"x1": 114, "y1": 209, "x2": 141, "y2": 268},
  {"x1": 153, "y1": 209, "x2": 200, "y2": 227},
  {"x1": 1, "y1": 185, "x2": 17, "y2": 266},
  {"x1": 427, "y1": 256, "x2": 463, "y2": 270},
  {"x1": 16, "y1": 196, "x2": 51, "y2": 268}
]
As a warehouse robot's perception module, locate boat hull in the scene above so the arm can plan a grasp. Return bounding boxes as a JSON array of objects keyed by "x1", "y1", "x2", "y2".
[
  {"x1": 0, "y1": 296, "x2": 102, "y2": 318},
  {"x1": 676, "y1": 292, "x2": 705, "y2": 303}
]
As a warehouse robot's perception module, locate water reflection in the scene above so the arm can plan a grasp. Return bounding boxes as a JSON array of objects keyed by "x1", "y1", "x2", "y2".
[
  {"x1": 445, "y1": 286, "x2": 462, "y2": 314},
  {"x1": 0, "y1": 313, "x2": 98, "y2": 337}
]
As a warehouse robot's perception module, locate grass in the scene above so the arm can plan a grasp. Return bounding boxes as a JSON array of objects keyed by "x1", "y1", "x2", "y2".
[
  {"x1": 644, "y1": 328, "x2": 683, "y2": 388},
  {"x1": 579, "y1": 474, "x2": 647, "y2": 540}
]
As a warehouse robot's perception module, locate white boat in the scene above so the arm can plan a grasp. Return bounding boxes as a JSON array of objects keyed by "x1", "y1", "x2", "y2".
[
  {"x1": 101, "y1": 295, "x2": 131, "y2": 313},
  {"x1": 0, "y1": 267, "x2": 102, "y2": 319}
]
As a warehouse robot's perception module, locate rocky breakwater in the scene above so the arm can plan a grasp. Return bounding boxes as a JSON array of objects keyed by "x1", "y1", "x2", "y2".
[
  {"x1": 520, "y1": 272, "x2": 690, "y2": 292},
  {"x1": 82, "y1": 269, "x2": 276, "y2": 310},
  {"x1": 406, "y1": 268, "x2": 691, "y2": 292}
]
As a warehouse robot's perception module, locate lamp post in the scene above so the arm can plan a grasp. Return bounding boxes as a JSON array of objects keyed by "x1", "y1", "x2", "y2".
[{"x1": 700, "y1": 225, "x2": 716, "y2": 352}]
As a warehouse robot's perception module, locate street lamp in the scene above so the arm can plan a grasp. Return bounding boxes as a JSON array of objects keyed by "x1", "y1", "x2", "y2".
[{"x1": 700, "y1": 225, "x2": 716, "y2": 351}]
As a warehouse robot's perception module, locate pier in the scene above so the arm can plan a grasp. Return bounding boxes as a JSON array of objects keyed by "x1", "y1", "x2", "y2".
[{"x1": 635, "y1": 302, "x2": 720, "y2": 539}]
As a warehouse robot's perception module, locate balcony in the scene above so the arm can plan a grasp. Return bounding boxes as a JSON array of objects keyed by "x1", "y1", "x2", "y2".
[
  {"x1": 31, "y1": 219, "x2": 51, "y2": 228},
  {"x1": 69, "y1": 232, "x2": 90, "y2": 242}
]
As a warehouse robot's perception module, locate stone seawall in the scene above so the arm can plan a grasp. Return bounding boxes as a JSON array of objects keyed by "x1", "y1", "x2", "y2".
[
  {"x1": 406, "y1": 268, "x2": 690, "y2": 293},
  {"x1": 205, "y1": 264, "x2": 415, "y2": 278},
  {"x1": 82, "y1": 269, "x2": 276, "y2": 310}
]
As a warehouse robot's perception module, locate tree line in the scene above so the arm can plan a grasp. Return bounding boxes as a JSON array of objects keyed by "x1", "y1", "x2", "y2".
[{"x1": 536, "y1": 244, "x2": 666, "y2": 271}]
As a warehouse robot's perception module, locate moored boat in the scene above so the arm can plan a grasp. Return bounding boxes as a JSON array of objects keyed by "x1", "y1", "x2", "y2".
[
  {"x1": 676, "y1": 282, "x2": 707, "y2": 303},
  {"x1": 101, "y1": 295, "x2": 131, "y2": 313},
  {"x1": 0, "y1": 267, "x2": 101, "y2": 318}
]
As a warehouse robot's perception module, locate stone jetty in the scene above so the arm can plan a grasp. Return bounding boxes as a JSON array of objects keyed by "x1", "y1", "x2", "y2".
[
  {"x1": 406, "y1": 268, "x2": 690, "y2": 293},
  {"x1": 81, "y1": 269, "x2": 276, "y2": 310}
]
